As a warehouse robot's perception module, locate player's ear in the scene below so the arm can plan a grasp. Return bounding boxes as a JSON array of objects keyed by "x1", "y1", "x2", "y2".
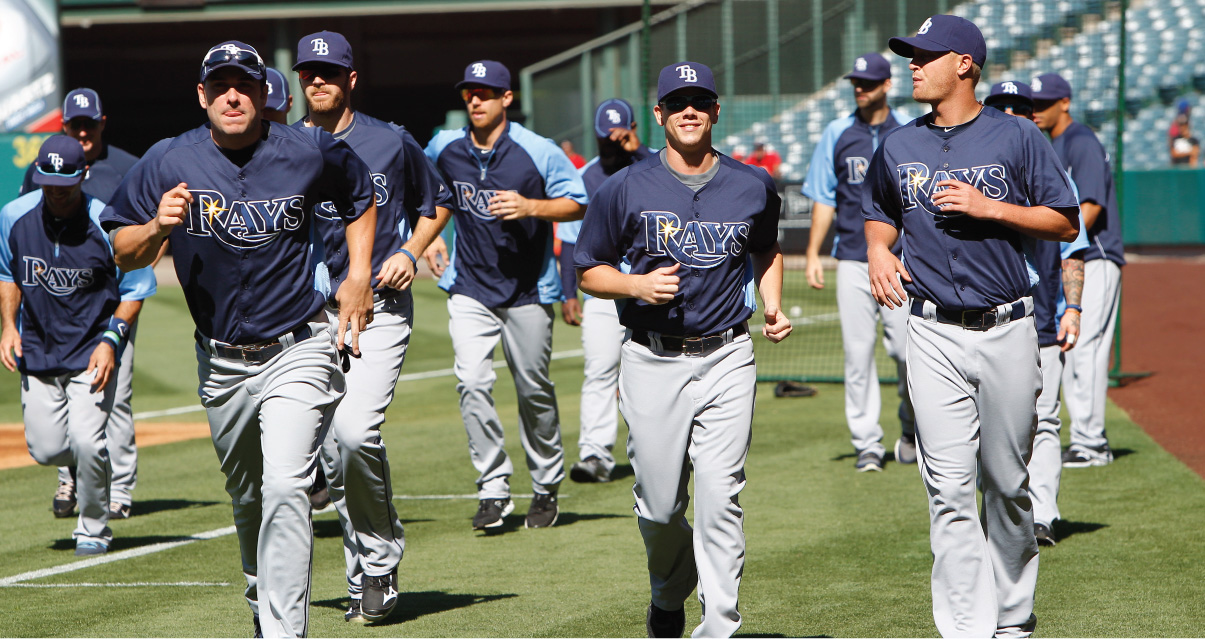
[
  {"x1": 96, "y1": 116, "x2": 106, "y2": 136},
  {"x1": 197, "y1": 83, "x2": 209, "y2": 109},
  {"x1": 348, "y1": 70, "x2": 358, "y2": 92},
  {"x1": 712, "y1": 99, "x2": 720, "y2": 124},
  {"x1": 884, "y1": 78, "x2": 893, "y2": 92},
  {"x1": 1060, "y1": 97, "x2": 1071, "y2": 113},
  {"x1": 654, "y1": 104, "x2": 665, "y2": 127},
  {"x1": 287, "y1": 95, "x2": 294, "y2": 111},
  {"x1": 502, "y1": 90, "x2": 514, "y2": 108}
]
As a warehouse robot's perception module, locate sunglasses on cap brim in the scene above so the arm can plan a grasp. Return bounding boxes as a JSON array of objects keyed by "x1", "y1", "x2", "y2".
[
  {"x1": 658, "y1": 94, "x2": 717, "y2": 113},
  {"x1": 35, "y1": 165, "x2": 85, "y2": 180},
  {"x1": 297, "y1": 64, "x2": 347, "y2": 82},
  {"x1": 201, "y1": 46, "x2": 266, "y2": 79}
]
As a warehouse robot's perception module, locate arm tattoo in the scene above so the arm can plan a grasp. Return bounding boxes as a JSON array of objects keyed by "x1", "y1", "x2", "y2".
[{"x1": 1061, "y1": 257, "x2": 1084, "y2": 307}]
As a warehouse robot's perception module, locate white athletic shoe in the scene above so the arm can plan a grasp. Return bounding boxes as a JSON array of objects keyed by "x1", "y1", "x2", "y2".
[
  {"x1": 855, "y1": 450, "x2": 884, "y2": 472},
  {"x1": 1062, "y1": 445, "x2": 1113, "y2": 468},
  {"x1": 895, "y1": 435, "x2": 918, "y2": 465}
]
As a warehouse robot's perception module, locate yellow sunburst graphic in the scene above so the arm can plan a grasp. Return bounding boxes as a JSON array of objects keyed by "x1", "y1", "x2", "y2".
[
  {"x1": 658, "y1": 218, "x2": 681, "y2": 244},
  {"x1": 203, "y1": 199, "x2": 227, "y2": 225}
]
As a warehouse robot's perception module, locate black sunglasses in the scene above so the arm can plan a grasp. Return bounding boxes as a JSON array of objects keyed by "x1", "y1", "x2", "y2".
[
  {"x1": 201, "y1": 46, "x2": 266, "y2": 80},
  {"x1": 850, "y1": 78, "x2": 885, "y2": 91},
  {"x1": 990, "y1": 102, "x2": 1033, "y2": 116},
  {"x1": 659, "y1": 94, "x2": 717, "y2": 114}
]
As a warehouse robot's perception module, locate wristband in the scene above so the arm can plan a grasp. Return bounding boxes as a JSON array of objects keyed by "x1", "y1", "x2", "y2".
[
  {"x1": 1065, "y1": 304, "x2": 1082, "y2": 313},
  {"x1": 102, "y1": 317, "x2": 130, "y2": 355},
  {"x1": 396, "y1": 248, "x2": 417, "y2": 266}
]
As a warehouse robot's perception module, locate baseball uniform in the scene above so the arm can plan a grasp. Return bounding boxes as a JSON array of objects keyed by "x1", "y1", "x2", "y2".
[
  {"x1": 101, "y1": 40, "x2": 376, "y2": 638},
  {"x1": 425, "y1": 63, "x2": 587, "y2": 527},
  {"x1": 867, "y1": 18, "x2": 1081, "y2": 636},
  {"x1": 575, "y1": 61, "x2": 784, "y2": 638},
  {"x1": 803, "y1": 102, "x2": 913, "y2": 466}
]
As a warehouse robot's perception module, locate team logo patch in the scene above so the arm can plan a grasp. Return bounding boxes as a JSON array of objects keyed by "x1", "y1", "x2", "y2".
[
  {"x1": 453, "y1": 180, "x2": 514, "y2": 221},
  {"x1": 855, "y1": 57, "x2": 868, "y2": 72},
  {"x1": 917, "y1": 17, "x2": 933, "y2": 35},
  {"x1": 896, "y1": 162, "x2": 1009, "y2": 218},
  {"x1": 641, "y1": 211, "x2": 749, "y2": 269},
  {"x1": 1031, "y1": 76, "x2": 1043, "y2": 92},
  {"x1": 606, "y1": 109, "x2": 622, "y2": 124},
  {"x1": 676, "y1": 65, "x2": 698, "y2": 83},
  {"x1": 312, "y1": 38, "x2": 329, "y2": 55},
  {"x1": 845, "y1": 156, "x2": 869, "y2": 184},
  {"x1": 73, "y1": 94, "x2": 90, "y2": 108},
  {"x1": 1001, "y1": 81, "x2": 1019, "y2": 94},
  {"x1": 185, "y1": 190, "x2": 306, "y2": 248},
  {"x1": 47, "y1": 152, "x2": 63, "y2": 171},
  {"x1": 21, "y1": 257, "x2": 94, "y2": 296},
  {"x1": 471, "y1": 63, "x2": 487, "y2": 78}
]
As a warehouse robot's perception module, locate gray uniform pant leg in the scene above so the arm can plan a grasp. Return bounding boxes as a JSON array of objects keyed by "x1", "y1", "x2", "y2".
[
  {"x1": 1029, "y1": 345, "x2": 1065, "y2": 527},
  {"x1": 1062, "y1": 260, "x2": 1121, "y2": 451},
  {"x1": 320, "y1": 294, "x2": 409, "y2": 598},
  {"x1": 908, "y1": 312, "x2": 1041, "y2": 638},
  {"x1": 58, "y1": 323, "x2": 139, "y2": 504},
  {"x1": 200, "y1": 315, "x2": 342, "y2": 639},
  {"x1": 448, "y1": 294, "x2": 564, "y2": 498},
  {"x1": 25, "y1": 370, "x2": 115, "y2": 544},
  {"x1": 578, "y1": 297, "x2": 624, "y2": 470},
  {"x1": 622, "y1": 335, "x2": 756, "y2": 639},
  {"x1": 881, "y1": 288, "x2": 916, "y2": 437}
]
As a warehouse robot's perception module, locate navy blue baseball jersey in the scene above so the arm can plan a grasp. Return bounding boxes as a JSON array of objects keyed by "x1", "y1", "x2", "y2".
[
  {"x1": 802, "y1": 109, "x2": 903, "y2": 261},
  {"x1": 0, "y1": 192, "x2": 156, "y2": 375},
  {"x1": 100, "y1": 122, "x2": 374, "y2": 345},
  {"x1": 294, "y1": 113, "x2": 451, "y2": 295},
  {"x1": 425, "y1": 121, "x2": 588, "y2": 308},
  {"x1": 1051, "y1": 121, "x2": 1124, "y2": 266},
  {"x1": 862, "y1": 107, "x2": 1080, "y2": 311},
  {"x1": 574, "y1": 153, "x2": 780, "y2": 336},
  {"x1": 21, "y1": 144, "x2": 139, "y2": 204}
]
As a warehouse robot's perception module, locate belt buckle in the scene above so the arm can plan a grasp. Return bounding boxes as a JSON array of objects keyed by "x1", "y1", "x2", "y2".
[
  {"x1": 239, "y1": 342, "x2": 272, "y2": 363},
  {"x1": 682, "y1": 336, "x2": 704, "y2": 356}
]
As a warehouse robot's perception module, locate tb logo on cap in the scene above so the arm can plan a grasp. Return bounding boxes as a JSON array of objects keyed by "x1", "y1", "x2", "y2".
[
  {"x1": 48, "y1": 153, "x2": 64, "y2": 171},
  {"x1": 312, "y1": 38, "x2": 329, "y2": 55},
  {"x1": 855, "y1": 57, "x2": 868, "y2": 71},
  {"x1": 73, "y1": 94, "x2": 90, "y2": 108},
  {"x1": 1002, "y1": 82, "x2": 1018, "y2": 94},
  {"x1": 676, "y1": 65, "x2": 698, "y2": 83},
  {"x1": 472, "y1": 63, "x2": 487, "y2": 78},
  {"x1": 606, "y1": 109, "x2": 622, "y2": 124},
  {"x1": 1031, "y1": 77, "x2": 1043, "y2": 92},
  {"x1": 918, "y1": 17, "x2": 933, "y2": 35}
]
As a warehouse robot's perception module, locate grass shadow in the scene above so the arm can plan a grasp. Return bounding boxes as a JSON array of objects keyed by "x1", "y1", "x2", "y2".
[
  {"x1": 737, "y1": 634, "x2": 819, "y2": 638},
  {"x1": 830, "y1": 452, "x2": 856, "y2": 462},
  {"x1": 1052, "y1": 519, "x2": 1108, "y2": 542},
  {"x1": 51, "y1": 534, "x2": 206, "y2": 552},
  {"x1": 1113, "y1": 447, "x2": 1135, "y2": 460},
  {"x1": 131, "y1": 499, "x2": 221, "y2": 517},
  {"x1": 311, "y1": 591, "x2": 518, "y2": 625},
  {"x1": 609, "y1": 463, "x2": 635, "y2": 481},
  {"x1": 552, "y1": 512, "x2": 631, "y2": 528},
  {"x1": 312, "y1": 518, "x2": 434, "y2": 538}
]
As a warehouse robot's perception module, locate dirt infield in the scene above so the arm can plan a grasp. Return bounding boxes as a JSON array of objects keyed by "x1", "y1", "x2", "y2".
[
  {"x1": 0, "y1": 422, "x2": 210, "y2": 470},
  {"x1": 1109, "y1": 259, "x2": 1205, "y2": 478}
]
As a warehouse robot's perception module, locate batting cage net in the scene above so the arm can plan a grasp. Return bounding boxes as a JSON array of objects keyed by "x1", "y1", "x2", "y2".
[{"x1": 522, "y1": 0, "x2": 1132, "y2": 383}]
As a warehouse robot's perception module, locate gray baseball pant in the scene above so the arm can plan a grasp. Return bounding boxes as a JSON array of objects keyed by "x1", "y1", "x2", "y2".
[
  {"x1": 198, "y1": 312, "x2": 342, "y2": 639},
  {"x1": 320, "y1": 292, "x2": 409, "y2": 599},
  {"x1": 447, "y1": 294, "x2": 564, "y2": 498},
  {"x1": 1062, "y1": 259, "x2": 1121, "y2": 451},
  {"x1": 577, "y1": 297, "x2": 624, "y2": 471},
  {"x1": 621, "y1": 331, "x2": 756, "y2": 639},
  {"x1": 836, "y1": 260, "x2": 915, "y2": 456},
  {"x1": 24, "y1": 369, "x2": 115, "y2": 545},
  {"x1": 59, "y1": 321, "x2": 139, "y2": 506},
  {"x1": 908, "y1": 298, "x2": 1040, "y2": 638},
  {"x1": 1029, "y1": 344, "x2": 1064, "y2": 528}
]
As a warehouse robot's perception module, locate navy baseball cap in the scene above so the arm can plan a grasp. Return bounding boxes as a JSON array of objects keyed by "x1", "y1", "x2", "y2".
[
  {"x1": 456, "y1": 60, "x2": 511, "y2": 91},
  {"x1": 62, "y1": 88, "x2": 102, "y2": 121},
  {"x1": 200, "y1": 41, "x2": 266, "y2": 83},
  {"x1": 1031, "y1": 73, "x2": 1072, "y2": 100},
  {"x1": 844, "y1": 53, "x2": 892, "y2": 81},
  {"x1": 594, "y1": 98, "x2": 636, "y2": 138},
  {"x1": 889, "y1": 15, "x2": 987, "y2": 68},
  {"x1": 985, "y1": 80, "x2": 1033, "y2": 107},
  {"x1": 294, "y1": 31, "x2": 354, "y2": 70},
  {"x1": 265, "y1": 68, "x2": 290, "y2": 111},
  {"x1": 657, "y1": 61, "x2": 718, "y2": 102},
  {"x1": 32, "y1": 135, "x2": 87, "y2": 187}
]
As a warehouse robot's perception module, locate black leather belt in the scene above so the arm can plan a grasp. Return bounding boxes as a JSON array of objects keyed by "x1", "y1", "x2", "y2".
[
  {"x1": 910, "y1": 298, "x2": 1027, "y2": 331},
  {"x1": 630, "y1": 323, "x2": 748, "y2": 356},
  {"x1": 199, "y1": 325, "x2": 314, "y2": 363}
]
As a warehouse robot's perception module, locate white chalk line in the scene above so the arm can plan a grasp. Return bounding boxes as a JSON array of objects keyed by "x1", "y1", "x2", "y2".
[
  {"x1": 392, "y1": 493, "x2": 568, "y2": 501},
  {"x1": 1, "y1": 582, "x2": 230, "y2": 588}
]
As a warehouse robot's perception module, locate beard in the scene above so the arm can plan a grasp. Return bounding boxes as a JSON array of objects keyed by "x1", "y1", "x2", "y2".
[{"x1": 309, "y1": 89, "x2": 346, "y2": 115}]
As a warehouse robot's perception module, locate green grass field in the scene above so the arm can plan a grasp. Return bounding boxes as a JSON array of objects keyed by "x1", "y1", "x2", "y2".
[{"x1": 1, "y1": 278, "x2": 1203, "y2": 637}]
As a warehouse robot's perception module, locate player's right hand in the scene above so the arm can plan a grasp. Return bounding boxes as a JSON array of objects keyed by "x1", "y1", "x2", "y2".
[
  {"x1": 85, "y1": 342, "x2": 116, "y2": 393},
  {"x1": 424, "y1": 236, "x2": 449, "y2": 277},
  {"x1": 805, "y1": 254, "x2": 825, "y2": 289},
  {"x1": 0, "y1": 328, "x2": 22, "y2": 372},
  {"x1": 154, "y1": 183, "x2": 192, "y2": 238},
  {"x1": 867, "y1": 249, "x2": 911, "y2": 309},
  {"x1": 634, "y1": 263, "x2": 680, "y2": 305},
  {"x1": 561, "y1": 297, "x2": 582, "y2": 326}
]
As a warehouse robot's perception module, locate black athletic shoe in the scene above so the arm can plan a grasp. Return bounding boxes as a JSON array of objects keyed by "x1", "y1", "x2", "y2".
[
  {"x1": 1062, "y1": 445, "x2": 1113, "y2": 468},
  {"x1": 646, "y1": 603, "x2": 685, "y2": 638},
  {"x1": 525, "y1": 492, "x2": 559, "y2": 529},
  {"x1": 344, "y1": 598, "x2": 367, "y2": 623},
  {"x1": 570, "y1": 456, "x2": 612, "y2": 483},
  {"x1": 53, "y1": 481, "x2": 76, "y2": 518},
  {"x1": 310, "y1": 472, "x2": 331, "y2": 510},
  {"x1": 1034, "y1": 523, "x2": 1057, "y2": 547},
  {"x1": 362, "y1": 568, "x2": 399, "y2": 622},
  {"x1": 472, "y1": 498, "x2": 514, "y2": 530},
  {"x1": 252, "y1": 614, "x2": 262, "y2": 638}
]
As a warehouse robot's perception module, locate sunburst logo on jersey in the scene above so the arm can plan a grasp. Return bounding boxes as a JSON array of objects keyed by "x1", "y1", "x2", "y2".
[
  {"x1": 202, "y1": 199, "x2": 227, "y2": 225},
  {"x1": 658, "y1": 217, "x2": 682, "y2": 244},
  {"x1": 906, "y1": 168, "x2": 930, "y2": 194}
]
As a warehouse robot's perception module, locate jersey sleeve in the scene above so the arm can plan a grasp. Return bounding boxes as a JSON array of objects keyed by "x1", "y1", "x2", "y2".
[
  {"x1": 539, "y1": 142, "x2": 589, "y2": 205},
  {"x1": 399, "y1": 128, "x2": 447, "y2": 222},
  {"x1": 573, "y1": 171, "x2": 627, "y2": 270},
  {"x1": 99, "y1": 138, "x2": 173, "y2": 232},
  {"x1": 801, "y1": 121, "x2": 841, "y2": 207},
  {"x1": 558, "y1": 241, "x2": 577, "y2": 300},
  {"x1": 1064, "y1": 132, "x2": 1110, "y2": 207},
  {"x1": 861, "y1": 141, "x2": 902, "y2": 228},
  {"x1": 748, "y1": 172, "x2": 783, "y2": 254},
  {"x1": 1021, "y1": 122, "x2": 1079, "y2": 211},
  {"x1": 116, "y1": 265, "x2": 157, "y2": 301},
  {"x1": 1060, "y1": 211, "x2": 1090, "y2": 259},
  {"x1": 0, "y1": 197, "x2": 29, "y2": 283},
  {"x1": 317, "y1": 131, "x2": 375, "y2": 223}
]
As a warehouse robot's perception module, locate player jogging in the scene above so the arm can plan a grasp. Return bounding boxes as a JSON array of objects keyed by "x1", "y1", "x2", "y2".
[
  {"x1": 865, "y1": 16, "x2": 1080, "y2": 636},
  {"x1": 558, "y1": 98, "x2": 654, "y2": 484},
  {"x1": 292, "y1": 30, "x2": 451, "y2": 623},
  {"x1": 802, "y1": 52, "x2": 915, "y2": 472},
  {"x1": 101, "y1": 41, "x2": 377, "y2": 638},
  {"x1": 576, "y1": 61, "x2": 791, "y2": 638},
  {"x1": 425, "y1": 60, "x2": 587, "y2": 531}
]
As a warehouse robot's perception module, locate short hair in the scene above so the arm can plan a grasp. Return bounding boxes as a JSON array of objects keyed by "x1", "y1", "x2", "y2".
[{"x1": 968, "y1": 62, "x2": 982, "y2": 87}]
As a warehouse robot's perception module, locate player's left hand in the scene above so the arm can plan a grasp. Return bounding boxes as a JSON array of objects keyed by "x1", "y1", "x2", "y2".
[
  {"x1": 424, "y1": 236, "x2": 449, "y2": 277},
  {"x1": 1058, "y1": 308, "x2": 1081, "y2": 352},
  {"x1": 561, "y1": 297, "x2": 582, "y2": 326},
  {"x1": 931, "y1": 179, "x2": 996, "y2": 219},
  {"x1": 377, "y1": 251, "x2": 417, "y2": 291},
  {"x1": 762, "y1": 305, "x2": 792, "y2": 343},
  {"x1": 86, "y1": 342, "x2": 116, "y2": 393},
  {"x1": 607, "y1": 127, "x2": 641, "y2": 152},
  {"x1": 488, "y1": 191, "x2": 536, "y2": 220},
  {"x1": 335, "y1": 276, "x2": 374, "y2": 356}
]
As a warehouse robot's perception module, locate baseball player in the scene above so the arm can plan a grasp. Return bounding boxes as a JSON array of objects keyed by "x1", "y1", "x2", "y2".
[
  {"x1": 101, "y1": 41, "x2": 377, "y2": 638},
  {"x1": 802, "y1": 52, "x2": 914, "y2": 472},
  {"x1": 263, "y1": 68, "x2": 293, "y2": 125},
  {"x1": 576, "y1": 61, "x2": 791, "y2": 638},
  {"x1": 1031, "y1": 72, "x2": 1125, "y2": 468},
  {"x1": 19, "y1": 88, "x2": 153, "y2": 522},
  {"x1": 865, "y1": 16, "x2": 1080, "y2": 636},
  {"x1": 292, "y1": 30, "x2": 452, "y2": 624},
  {"x1": 424, "y1": 60, "x2": 587, "y2": 531},
  {"x1": 0, "y1": 135, "x2": 154, "y2": 556},
  {"x1": 986, "y1": 80, "x2": 1088, "y2": 546},
  {"x1": 557, "y1": 98, "x2": 654, "y2": 484}
]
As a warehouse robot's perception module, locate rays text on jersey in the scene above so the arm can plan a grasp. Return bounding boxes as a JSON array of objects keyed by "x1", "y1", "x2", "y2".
[
  {"x1": 185, "y1": 190, "x2": 305, "y2": 248},
  {"x1": 896, "y1": 162, "x2": 1009, "y2": 216},
  {"x1": 21, "y1": 257, "x2": 95, "y2": 296},
  {"x1": 641, "y1": 211, "x2": 750, "y2": 268}
]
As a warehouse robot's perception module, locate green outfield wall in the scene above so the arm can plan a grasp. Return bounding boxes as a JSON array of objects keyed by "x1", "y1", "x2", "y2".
[{"x1": 1122, "y1": 169, "x2": 1205, "y2": 245}]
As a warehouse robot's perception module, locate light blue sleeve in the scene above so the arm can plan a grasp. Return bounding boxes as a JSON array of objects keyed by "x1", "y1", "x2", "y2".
[
  {"x1": 0, "y1": 192, "x2": 40, "y2": 283},
  {"x1": 424, "y1": 128, "x2": 464, "y2": 165},
  {"x1": 90, "y1": 198, "x2": 157, "y2": 301},
  {"x1": 801, "y1": 116, "x2": 853, "y2": 207},
  {"x1": 508, "y1": 123, "x2": 589, "y2": 205},
  {"x1": 557, "y1": 219, "x2": 582, "y2": 243},
  {"x1": 1060, "y1": 174, "x2": 1089, "y2": 259}
]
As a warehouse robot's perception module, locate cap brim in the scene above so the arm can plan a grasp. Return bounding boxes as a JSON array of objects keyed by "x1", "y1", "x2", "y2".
[
  {"x1": 657, "y1": 87, "x2": 719, "y2": 102},
  {"x1": 62, "y1": 112, "x2": 102, "y2": 121},
  {"x1": 1031, "y1": 91, "x2": 1070, "y2": 101},
  {"x1": 843, "y1": 71, "x2": 889, "y2": 81},
  {"x1": 455, "y1": 79, "x2": 509, "y2": 91},
  {"x1": 291, "y1": 58, "x2": 353, "y2": 71},
  {"x1": 888, "y1": 36, "x2": 950, "y2": 59},
  {"x1": 32, "y1": 173, "x2": 83, "y2": 187}
]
